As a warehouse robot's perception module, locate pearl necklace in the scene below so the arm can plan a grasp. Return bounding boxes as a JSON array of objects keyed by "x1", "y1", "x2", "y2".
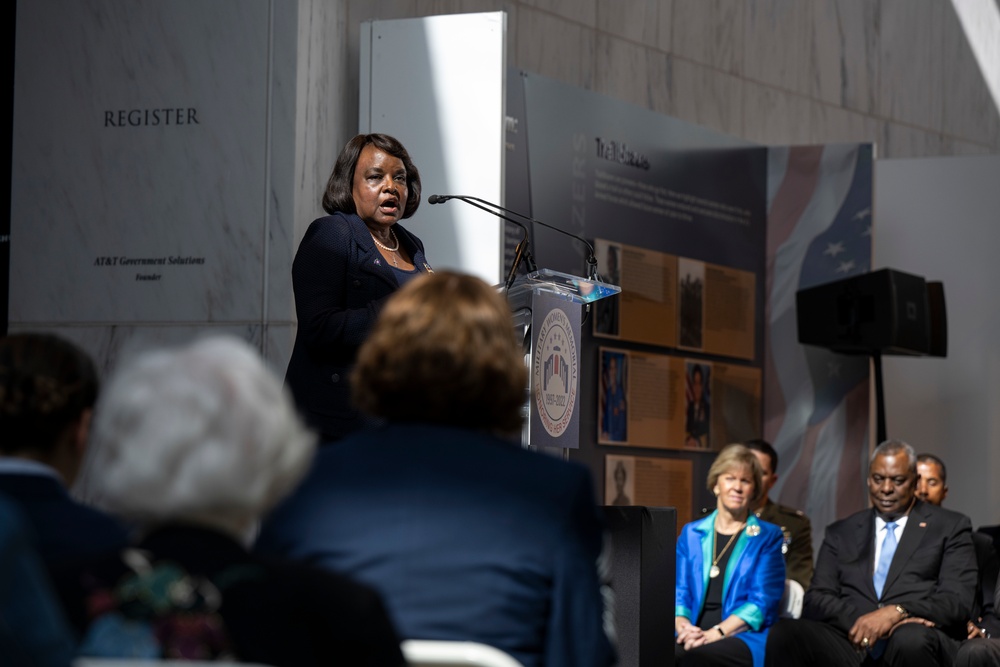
[{"x1": 371, "y1": 228, "x2": 400, "y2": 267}]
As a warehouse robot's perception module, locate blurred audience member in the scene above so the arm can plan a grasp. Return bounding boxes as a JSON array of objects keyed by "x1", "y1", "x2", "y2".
[
  {"x1": 257, "y1": 272, "x2": 614, "y2": 667},
  {"x1": 917, "y1": 453, "x2": 1000, "y2": 640},
  {"x1": 0, "y1": 333, "x2": 128, "y2": 569},
  {"x1": 955, "y1": 577, "x2": 1000, "y2": 666},
  {"x1": 57, "y1": 336, "x2": 404, "y2": 666},
  {"x1": 744, "y1": 439, "x2": 814, "y2": 589},
  {"x1": 675, "y1": 443, "x2": 785, "y2": 667},
  {"x1": 0, "y1": 494, "x2": 76, "y2": 667}
]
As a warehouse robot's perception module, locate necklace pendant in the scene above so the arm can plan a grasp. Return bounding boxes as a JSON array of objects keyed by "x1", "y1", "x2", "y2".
[{"x1": 709, "y1": 565, "x2": 720, "y2": 578}]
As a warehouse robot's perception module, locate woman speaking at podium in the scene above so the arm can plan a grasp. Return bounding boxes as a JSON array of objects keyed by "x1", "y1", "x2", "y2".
[
  {"x1": 674, "y1": 444, "x2": 785, "y2": 667},
  {"x1": 285, "y1": 133, "x2": 432, "y2": 442}
]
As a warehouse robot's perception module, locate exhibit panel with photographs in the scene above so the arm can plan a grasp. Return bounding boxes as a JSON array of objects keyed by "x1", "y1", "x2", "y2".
[
  {"x1": 701, "y1": 263, "x2": 756, "y2": 360},
  {"x1": 597, "y1": 347, "x2": 760, "y2": 451},
  {"x1": 594, "y1": 240, "x2": 755, "y2": 361},
  {"x1": 594, "y1": 239, "x2": 677, "y2": 346},
  {"x1": 709, "y1": 363, "x2": 762, "y2": 446},
  {"x1": 604, "y1": 454, "x2": 693, "y2": 532}
]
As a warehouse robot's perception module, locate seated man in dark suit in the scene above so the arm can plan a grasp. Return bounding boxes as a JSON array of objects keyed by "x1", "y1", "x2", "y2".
[
  {"x1": 765, "y1": 439, "x2": 977, "y2": 667},
  {"x1": 257, "y1": 271, "x2": 615, "y2": 667},
  {"x1": 0, "y1": 333, "x2": 129, "y2": 569},
  {"x1": 916, "y1": 453, "x2": 1000, "y2": 640}
]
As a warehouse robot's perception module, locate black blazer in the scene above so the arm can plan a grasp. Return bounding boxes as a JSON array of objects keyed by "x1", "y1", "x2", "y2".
[
  {"x1": 284, "y1": 212, "x2": 428, "y2": 440},
  {"x1": 972, "y1": 531, "x2": 1000, "y2": 636},
  {"x1": 803, "y1": 499, "x2": 978, "y2": 639},
  {"x1": 0, "y1": 472, "x2": 129, "y2": 570}
]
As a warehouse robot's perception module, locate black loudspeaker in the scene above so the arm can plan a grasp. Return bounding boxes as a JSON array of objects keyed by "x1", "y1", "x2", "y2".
[
  {"x1": 796, "y1": 268, "x2": 932, "y2": 356},
  {"x1": 926, "y1": 281, "x2": 947, "y2": 357}
]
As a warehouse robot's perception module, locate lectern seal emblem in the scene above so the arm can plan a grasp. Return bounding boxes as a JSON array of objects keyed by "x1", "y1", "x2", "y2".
[{"x1": 533, "y1": 306, "x2": 578, "y2": 438}]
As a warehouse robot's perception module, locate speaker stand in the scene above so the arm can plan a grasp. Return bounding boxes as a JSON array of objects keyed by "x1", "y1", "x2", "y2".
[{"x1": 872, "y1": 351, "x2": 887, "y2": 444}]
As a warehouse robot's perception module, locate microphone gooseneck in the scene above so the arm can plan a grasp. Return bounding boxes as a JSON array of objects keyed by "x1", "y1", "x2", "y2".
[{"x1": 430, "y1": 194, "x2": 600, "y2": 282}]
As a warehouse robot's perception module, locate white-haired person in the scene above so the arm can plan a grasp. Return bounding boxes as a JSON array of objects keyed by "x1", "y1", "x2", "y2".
[{"x1": 54, "y1": 336, "x2": 404, "y2": 666}]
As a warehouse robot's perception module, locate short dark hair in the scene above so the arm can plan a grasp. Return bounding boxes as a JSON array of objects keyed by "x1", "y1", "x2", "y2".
[
  {"x1": 744, "y1": 438, "x2": 778, "y2": 473},
  {"x1": 0, "y1": 333, "x2": 99, "y2": 455},
  {"x1": 916, "y1": 453, "x2": 947, "y2": 484},
  {"x1": 321, "y1": 133, "x2": 421, "y2": 218}
]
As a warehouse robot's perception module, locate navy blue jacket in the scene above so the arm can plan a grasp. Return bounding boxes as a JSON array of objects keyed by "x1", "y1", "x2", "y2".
[
  {"x1": 256, "y1": 423, "x2": 615, "y2": 667},
  {"x1": 0, "y1": 472, "x2": 129, "y2": 570},
  {"x1": 284, "y1": 213, "x2": 428, "y2": 440},
  {"x1": 0, "y1": 494, "x2": 77, "y2": 666}
]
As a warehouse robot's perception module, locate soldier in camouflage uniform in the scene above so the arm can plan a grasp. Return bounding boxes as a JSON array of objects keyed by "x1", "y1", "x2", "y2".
[{"x1": 743, "y1": 439, "x2": 814, "y2": 589}]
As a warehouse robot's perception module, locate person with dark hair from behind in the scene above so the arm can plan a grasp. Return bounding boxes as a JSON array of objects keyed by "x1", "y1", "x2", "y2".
[
  {"x1": 916, "y1": 453, "x2": 1000, "y2": 642},
  {"x1": 0, "y1": 494, "x2": 76, "y2": 667},
  {"x1": 0, "y1": 333, "x2": 129, "y2": 570},
  {"x1": 257, "y1": 271, "x2": 614, "y2": 667},
  {"x1": 675, "y1": 443, "x2": 785, "y2": 667},
  {"x1": 765, "y1": 439, "x2": 978, "y2": 667},
  {"x1": 285, "y1": 132, "x2": 432, "y2": 442},
  {"x1": 55, "y1": 336, "x2": 404, "y2": 665},
  {"x1": 743, "y1": 439, "x2": 814, "y2": 590}
]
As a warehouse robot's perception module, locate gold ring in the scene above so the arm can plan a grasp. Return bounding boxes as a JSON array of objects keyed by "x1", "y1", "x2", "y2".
[{"x1": 861, "y1": 637, "x2": 869, "y2": 647}]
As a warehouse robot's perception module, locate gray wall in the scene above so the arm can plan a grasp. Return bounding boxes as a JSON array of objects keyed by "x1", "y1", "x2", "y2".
[{"x1": 874, "y1": 155, "x2": 1000, "y2": 530}]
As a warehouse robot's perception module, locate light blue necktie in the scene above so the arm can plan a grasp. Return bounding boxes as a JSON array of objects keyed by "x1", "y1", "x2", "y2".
[{"x1": 873, "y1": 521, "x2": 898, "y2": 598}]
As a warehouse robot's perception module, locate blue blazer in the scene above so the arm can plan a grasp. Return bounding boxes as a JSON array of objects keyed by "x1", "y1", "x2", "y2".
[
  {"x1": 0, "y1": 494, "x2": 77, "y2": 666},
  {"x1": 675, "y1": 511, "x2": 785, "y2": 667},
  {"x1": 0, "y1": 473, "x2": 129, "y2": 570},
  {"x1": 256, "y1": 422, "x2": 614, "y2": 667},
  {"x1": 284, "y1": 212, "x2": 429, "y2": 440}
]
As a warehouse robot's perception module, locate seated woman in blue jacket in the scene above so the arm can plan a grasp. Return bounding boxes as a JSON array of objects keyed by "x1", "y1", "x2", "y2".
[{"x1": 675, "y1": 443, "x2": 785, "y2": 667}]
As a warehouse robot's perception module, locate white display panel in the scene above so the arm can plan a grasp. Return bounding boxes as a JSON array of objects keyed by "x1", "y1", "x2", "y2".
[{"x1": 360, "y1": 12, "x2": 506, "y2": 285}]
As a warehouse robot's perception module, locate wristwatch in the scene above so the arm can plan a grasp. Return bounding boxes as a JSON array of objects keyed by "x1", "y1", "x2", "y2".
[{"x1": 895, "y1": 604, "x2": 909, "y2": 619}]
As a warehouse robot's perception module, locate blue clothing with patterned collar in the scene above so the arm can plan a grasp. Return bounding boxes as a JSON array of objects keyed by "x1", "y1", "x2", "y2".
[{"x1": 675, "y1": 511, "x2": 785, "y2": 667}]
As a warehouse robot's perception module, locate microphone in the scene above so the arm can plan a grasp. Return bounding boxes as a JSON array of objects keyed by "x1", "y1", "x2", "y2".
[
  {"x1": 429, "y1": 194, "x2": 537, "y2": 290},
  {"x1": 430, "y1": 194, "x2": 601, "y2": 282}
]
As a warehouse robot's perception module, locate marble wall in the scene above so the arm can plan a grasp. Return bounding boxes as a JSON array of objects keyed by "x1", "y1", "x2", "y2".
[
  {"x1": 10, "y1": 0, "x2": 344, "y2": 373},
  {"x1": 341, "y1": 0, "x2": 1000, "y2": 159}
]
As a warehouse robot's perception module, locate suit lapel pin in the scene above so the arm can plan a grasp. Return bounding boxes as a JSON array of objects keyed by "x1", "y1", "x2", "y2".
[
  {"x1": 746, "y1": 525, "x2": 760, "y2": 537},
  {"x1": 919, "y1": 522, "x2": 927, "y2": 528}
]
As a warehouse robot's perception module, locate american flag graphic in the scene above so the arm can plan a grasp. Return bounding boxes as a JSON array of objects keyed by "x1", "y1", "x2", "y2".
[{"x1": 764, "y1": 144, "x2": 874, "y2": 554}]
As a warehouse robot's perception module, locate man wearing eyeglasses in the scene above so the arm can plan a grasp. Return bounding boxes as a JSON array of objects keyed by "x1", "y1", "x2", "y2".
[{"x1": 765, "y1": 439, "x2": 978, "y2": 666}]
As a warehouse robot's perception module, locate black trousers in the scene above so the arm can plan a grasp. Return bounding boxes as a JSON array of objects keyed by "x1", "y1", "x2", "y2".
[
  {"x1": 954, "y1": 638, "x2": 1000, "y2": 667},
  {"x1": 675, "y1": 636, "x2": 753, "y2": 667},
  {"x1": 765, "y1": 618, "x2": 962, "y2": 667}
]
